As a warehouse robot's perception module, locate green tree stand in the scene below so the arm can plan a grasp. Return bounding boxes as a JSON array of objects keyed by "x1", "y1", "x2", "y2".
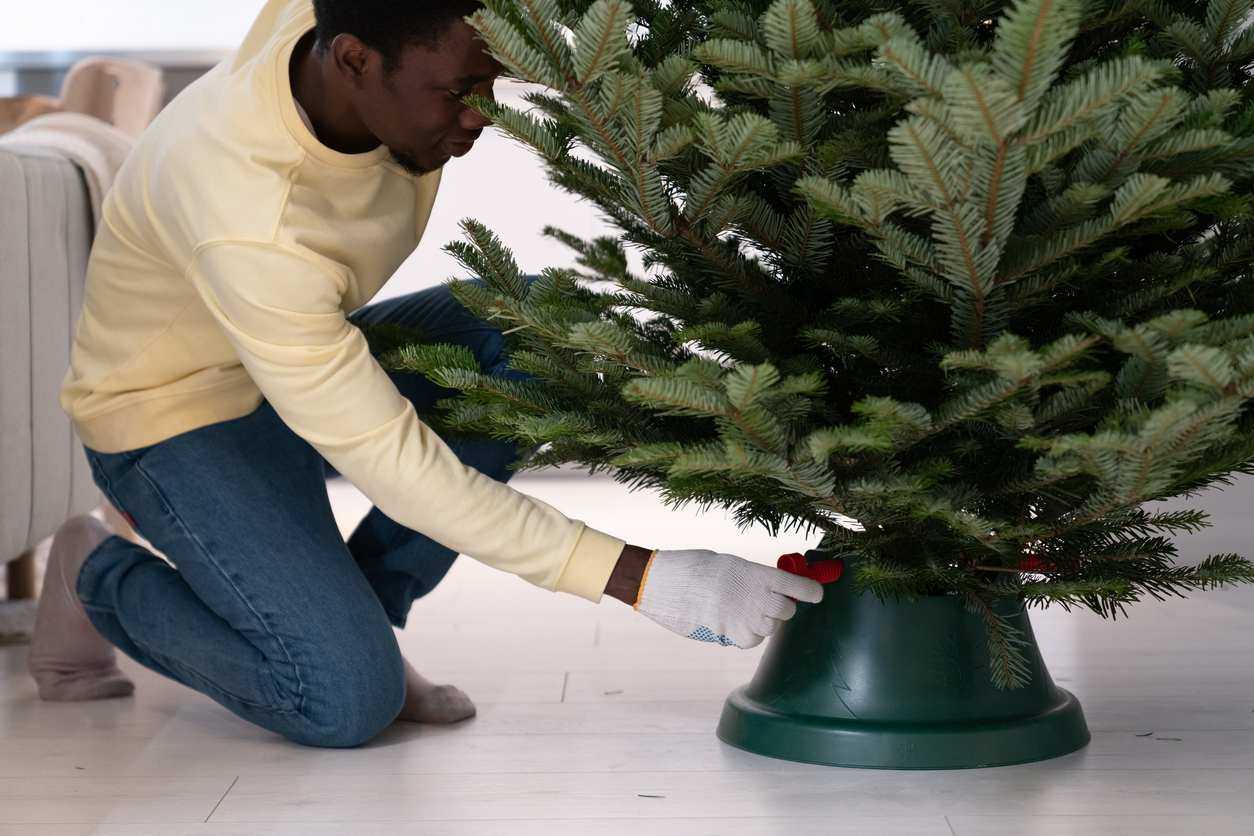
[{"x1": 717, "y1": 552, "x2": 1091, "y2": 769}]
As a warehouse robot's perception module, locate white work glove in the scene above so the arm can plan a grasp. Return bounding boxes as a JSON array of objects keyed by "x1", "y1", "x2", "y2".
[{"x1": 633, "y1": 549, "x2": 824, "y2": 649}]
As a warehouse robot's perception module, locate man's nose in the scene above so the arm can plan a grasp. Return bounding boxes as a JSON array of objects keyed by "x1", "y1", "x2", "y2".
[
  {"x1": 460, "y1": 107, "x2": 492, "y2": 131},
  {"x1": 460, "y1": 83, "x2": 495, "y2": 130}
]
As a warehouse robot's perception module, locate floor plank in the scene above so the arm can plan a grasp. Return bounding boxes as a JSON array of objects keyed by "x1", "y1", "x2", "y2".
[
  {"x1": 209, "y1": 768, "x2": 1254, "y2": 823},
  {"x1": 0, "y1": 775, "x2": 233, "y2": 825},
  {"x1": 5, "y1": 820, "x2": 954, "y2": 836},
  {"x1": 2, "y1": 470, "x2": 1253, "y2": 832}
]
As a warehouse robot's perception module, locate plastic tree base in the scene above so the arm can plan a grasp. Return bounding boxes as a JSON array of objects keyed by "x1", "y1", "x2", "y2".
[{"x1": 716, "y1": 552, "x2": 1091, "y2": 769}]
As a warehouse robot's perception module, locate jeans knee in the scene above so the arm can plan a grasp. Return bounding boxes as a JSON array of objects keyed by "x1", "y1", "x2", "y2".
[{"x1": 286, "y1": 655, "x2": 405, "y2": 749}]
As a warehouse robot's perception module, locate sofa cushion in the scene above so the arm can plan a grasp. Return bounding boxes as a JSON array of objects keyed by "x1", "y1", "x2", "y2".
[{"x1": 0, "y1": 149, "x2": 101, "y2": 562}]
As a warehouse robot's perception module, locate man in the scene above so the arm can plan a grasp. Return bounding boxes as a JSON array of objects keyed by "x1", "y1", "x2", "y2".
[{"x1": 30, "y1": 0, "x2": 823, "y2": 748}]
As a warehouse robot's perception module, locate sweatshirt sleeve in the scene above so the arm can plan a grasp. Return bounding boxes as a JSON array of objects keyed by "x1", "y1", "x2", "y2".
[{"x1": 187, "y1": 240, "x2": 625, "y2": 601}]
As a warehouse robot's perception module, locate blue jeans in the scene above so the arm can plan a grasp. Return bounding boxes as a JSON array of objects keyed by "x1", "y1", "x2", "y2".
[{"x1": 78, "y1": 279, "x2": 530, "y2": 748}]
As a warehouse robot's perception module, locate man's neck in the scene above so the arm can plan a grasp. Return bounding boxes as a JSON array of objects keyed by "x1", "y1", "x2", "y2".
[{"x1": 289, "y1": 32, "x2": 382, "y2": 155}]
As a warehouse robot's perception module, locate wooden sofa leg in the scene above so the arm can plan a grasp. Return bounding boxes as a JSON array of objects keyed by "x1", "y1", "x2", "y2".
[
  {"x1": 7, "y1": 550, "x2": 37, "y2": 600},
  {"x1": 3, "y1": 504, "x2": 142, "y2": 602}
]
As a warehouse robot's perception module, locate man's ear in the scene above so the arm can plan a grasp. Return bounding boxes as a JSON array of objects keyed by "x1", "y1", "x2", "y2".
[{"x1": 329, "y1": 33, "x2": 379, "y2": 87}]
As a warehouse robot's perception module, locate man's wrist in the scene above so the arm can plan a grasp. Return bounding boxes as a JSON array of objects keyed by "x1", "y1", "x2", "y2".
[{"x1": 604, "y1": 544, "x2": 654, "y2": 606}]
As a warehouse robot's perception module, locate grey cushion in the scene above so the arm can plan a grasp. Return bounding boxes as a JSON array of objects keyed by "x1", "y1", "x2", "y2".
[{"x1": 0, "y1": 148, "x2": 102, "y2": 563}]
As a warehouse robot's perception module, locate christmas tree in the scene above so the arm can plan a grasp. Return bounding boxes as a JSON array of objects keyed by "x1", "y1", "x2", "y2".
[{"x1": 371, "y1": 0, "x2": 1254, "y2": 688}]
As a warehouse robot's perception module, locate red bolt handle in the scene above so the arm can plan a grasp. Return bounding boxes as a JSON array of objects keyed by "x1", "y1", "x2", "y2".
[
  {"x1": 777, "y1": 553, "x2": 844, "y2": 584},
  {"x1": 1017, "y1": 553, "x2": 1057, "y2": 573},
  {"x1": 781, "y1": 552, "x2": 1054, "y2": 582}
]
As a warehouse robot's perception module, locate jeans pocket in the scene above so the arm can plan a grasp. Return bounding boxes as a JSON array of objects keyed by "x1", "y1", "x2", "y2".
[
  {"x1": 84, "y1": 446, "x2": 149, "y2": 522},
  {"x1": 84, "y1": 448, "x2": 116, "y2": 499}
]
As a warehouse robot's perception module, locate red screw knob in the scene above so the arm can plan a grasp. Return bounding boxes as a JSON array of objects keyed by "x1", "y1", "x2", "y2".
[
  {"x1": 807, "y1": 558, "x2": 844, "y2": 584},
  {"x1": 777, "y1": 553, "x2": 807, "y2": 574},
  {"x1": 1017, "y1": 554, "x2": 1057, "y2": 573},
  {"x1": 777, "y1": 553, "x2": 844, "y2": 584}
]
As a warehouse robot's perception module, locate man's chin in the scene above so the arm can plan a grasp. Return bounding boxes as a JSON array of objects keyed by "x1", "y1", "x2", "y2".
[{"x1": 388, "y1": 149, "x2": 440, "y2": 177}]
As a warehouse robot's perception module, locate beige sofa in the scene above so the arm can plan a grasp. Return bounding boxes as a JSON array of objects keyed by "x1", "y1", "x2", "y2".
[
  {"x1": 0, "y1": 148, "x2": 104, "y2": 603},
  {"x1": 0, "y1": 58, "x2": 159, "y2": 635}
]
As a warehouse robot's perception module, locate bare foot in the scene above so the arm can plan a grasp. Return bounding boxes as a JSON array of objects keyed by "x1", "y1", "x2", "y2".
[
  {"x1": 396, "y1": 658, "x2": 476, "y2": 724},
  {"x1": 28, "y1": 515, "x2": 134, "y2": 701}
]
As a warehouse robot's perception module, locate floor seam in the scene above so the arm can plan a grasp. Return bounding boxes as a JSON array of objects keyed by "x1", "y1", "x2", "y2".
[{"x1": 205, "y1": 774, "x2": 239, "y2": 823}]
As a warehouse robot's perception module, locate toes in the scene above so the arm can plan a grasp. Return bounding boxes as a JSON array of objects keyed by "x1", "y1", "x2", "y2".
[
  {"x1": 34, "y1": 669, "x2": 134, "y2": 702},
  {"x1": 398, "y1": 683, "x2": 476, "y2": 724}
]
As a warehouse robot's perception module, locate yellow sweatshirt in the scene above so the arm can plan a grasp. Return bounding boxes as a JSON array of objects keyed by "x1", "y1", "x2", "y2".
[{"x1": 59, "y1": 0, "x2": 626, "y2": 602}]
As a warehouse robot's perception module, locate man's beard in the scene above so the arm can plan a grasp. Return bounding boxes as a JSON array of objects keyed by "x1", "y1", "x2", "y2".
[{"x1": 390, "y1": 148, "x2": 434, "y2": 177}]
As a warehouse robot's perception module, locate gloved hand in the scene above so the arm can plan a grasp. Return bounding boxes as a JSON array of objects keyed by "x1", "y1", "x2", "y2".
[{"x1": 633, "y1": 549, "x2": 824, "y2": 648}]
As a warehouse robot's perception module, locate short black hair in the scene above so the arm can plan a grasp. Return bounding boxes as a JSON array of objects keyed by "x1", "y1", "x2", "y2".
[{"x1": 312, "y1": 1, "x2": 484, "y2": 73}]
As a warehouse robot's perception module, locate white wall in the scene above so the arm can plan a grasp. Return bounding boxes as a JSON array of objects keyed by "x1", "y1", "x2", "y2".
[
  {"x1": 389, "y1": 122, "x2": 627, "y2": 301},
  {"x1": 0, "y1": 1, "x2": 262, "y2": 50},
  {"x1": 1, "y1": 2, "x2": 627, "y2": 295}
]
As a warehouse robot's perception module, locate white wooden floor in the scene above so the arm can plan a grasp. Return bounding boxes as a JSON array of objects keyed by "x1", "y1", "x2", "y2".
[{"x1": 3, "y1": 469, "x2": 1254, "y2": 835}]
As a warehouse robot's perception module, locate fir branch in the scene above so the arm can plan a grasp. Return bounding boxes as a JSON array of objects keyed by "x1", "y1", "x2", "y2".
[
  {"x1": 961, "y1": 588, "x2": 1034, "y2": 690},
  {"x1": 419, "y1": 0, "x2": 1254, "y2": 695}
]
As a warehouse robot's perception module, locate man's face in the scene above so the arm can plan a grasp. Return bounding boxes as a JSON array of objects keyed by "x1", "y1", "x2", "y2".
[{"x1": 354, "y1": 19, "x2": 501, "y2": 175}]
